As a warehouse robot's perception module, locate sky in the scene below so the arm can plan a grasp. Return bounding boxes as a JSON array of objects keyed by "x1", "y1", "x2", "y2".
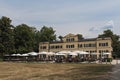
[{"x1": 0, "y1": 0, "x2": 120, "y2": 38}]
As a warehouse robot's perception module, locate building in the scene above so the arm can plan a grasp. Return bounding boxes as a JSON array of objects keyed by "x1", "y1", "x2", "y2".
[{"x1": 39, "y1": 33, "x2": 113, "y2": 58}]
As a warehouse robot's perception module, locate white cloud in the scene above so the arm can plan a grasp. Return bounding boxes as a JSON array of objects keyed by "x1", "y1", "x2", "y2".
[
  {"x1": 101, "y1": 20, "x2": 114, "y2": 30},
  {"x1": 0, "y1": 0, "x2": 120, "y2": 38},
  {"x1": 88, "y1": 20, "x2": 114, "y2": 38},
  {"x1": 89, "y1": 20, "x2": 114, "y2": 32}
]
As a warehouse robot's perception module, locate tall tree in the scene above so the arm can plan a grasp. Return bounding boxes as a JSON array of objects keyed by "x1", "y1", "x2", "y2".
[
  {"x1": 39, "y1": 26, "x2": 56, "y2": 42},
  {"x1": 0, "y1": 16, "x2": 15, "y2": 58},
  {"x1": 98, "y1": 29, "x2": 120, "y2": 57},
  {"x1": 77, "y1": 34, "x2": 84, "y2": 40},
  {"x1": 58, "y1": 35, "x2": 63, "y2": 41},
  {"x1": 14, "y1": 24, "x2": 34, "y2": 53},
  {"x1": 33, "y1": 29, "x2": 41, "y2": 52}
]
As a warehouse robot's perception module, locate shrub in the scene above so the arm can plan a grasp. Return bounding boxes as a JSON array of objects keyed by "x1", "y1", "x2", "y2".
[{"x1": 106, "y1": 58, "x2": 112, "y2": 62}]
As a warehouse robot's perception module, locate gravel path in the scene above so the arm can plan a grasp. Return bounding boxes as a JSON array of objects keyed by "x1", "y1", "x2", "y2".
[{"x1": 110, "y1": 64, "x2": 120, "y2": 80}]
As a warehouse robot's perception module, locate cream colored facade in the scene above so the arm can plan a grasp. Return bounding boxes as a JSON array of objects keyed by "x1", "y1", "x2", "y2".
[{"x1": 39, "y1": 33, "x2": 113, "y2": 58}]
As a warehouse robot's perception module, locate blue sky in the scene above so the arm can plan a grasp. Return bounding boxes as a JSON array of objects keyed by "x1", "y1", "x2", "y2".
[{"x1": 0, "y1": 0, "x2": 120, "y2": 38}]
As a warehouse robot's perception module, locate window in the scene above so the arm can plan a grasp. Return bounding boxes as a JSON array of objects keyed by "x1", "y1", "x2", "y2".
[
  {"x1": 99, "y1": 42, "x2": 108, "y2": 47},
  {"x1": 66, "y1": 38, "x2": 75, "y2": 42},
  {"x1": 106, "y1": 50, "x2": 109, "y2": 52},
  {"x1": 40, "y1": 46, "x2": 46, "y2": 49},
  {"x1": 83, "y1": 43, "x2": 96, "y2": 47},
  {"x1": 60, "y1": 45, "x2": 62, "y2": 48},
  {"x1": 106, "y1": 42, "x2": 108, "y2": 46},
  {"x1": 50, "y1": 45, "x2": 62, "y2": 49},
  {"x1": 99, "y1": 43, "x2": 101, "y2": 46},
  {"x1": 71, "y1": 38, "x2": 74, "y2": 42},
  {"x1": 91, "y1": 44, "x2": 96, "y2": 47},
  {"x1": 71, "y1": 45, "x2": 74, "y2": 48},
  {"x1": 66, "y1": 45, "x2": 68, "y2": 48},
  {"x1": 43, "y1": 46, "x2": 46, "y2": 49},
  {"x1": 99, "y1": 50, "x2": 102, "y2": 53},
  {"x1": 84, "y1": 44, "x2": 89, "y2": 47},
  {"x1": 50, "y1": 46, "x2": 54, "y2": 49},
  {"x1": 86, "y1": 51, "x2": 89, "y2": 52},
  {"x1": 66, "y1": 38, "x2": 69, "y2": 42},
  {"x1": 66, "y1": 45, "x2": 74, "y2": 48},
  {"x1": 78, "y1": 44, "x2": 82, "y2": 48},
  {"x1": 55, "y1": 46, "x2": 57, "y2": 49},
  {"x1": 66, "y1": 38, "x2": 70, "y2": 42},
  {"x1": 40, "y1": 46, "x2": 42, "y2": 49}
]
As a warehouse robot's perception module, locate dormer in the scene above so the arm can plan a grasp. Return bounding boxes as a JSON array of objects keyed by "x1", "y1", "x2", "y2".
[{"x1": 62, "y1": 33, "x2": 78, "y2": 42}]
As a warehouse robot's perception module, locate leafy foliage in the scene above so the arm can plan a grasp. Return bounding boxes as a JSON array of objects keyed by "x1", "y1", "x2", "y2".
[
  {"x1": 14, "y1": 24, "x2": 35, "y2": 53},
  {"x1": 0, "y1": 16, "x2": 15, "y2": 58},
  {"x1": 0, "y1": 16, "x2": 56, "y2": 58},
  {"x1": 58, "y1": 35, "x2": 63, "y2": 41},
  {"x1": 77, "y1": 34, "x2": 84, "y2": 40},
  {"x1": 39, "y1": 26, "x2": 56, "y2": 42},
  {"x1": 33, "y1": 30, "x2": 41, "y2": 52},
  {"x1": 1, "y1": 16, "x2": 120, "y2": 59},
  {"x1": 98, "y1": 29, "x2": 120, "y2": 57}
]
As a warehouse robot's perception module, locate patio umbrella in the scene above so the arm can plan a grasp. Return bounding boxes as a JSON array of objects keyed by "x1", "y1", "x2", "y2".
[
  {"x1": 58, "y1": 51, "x2": 71, "y2": 55},
  {"x1": 68, "y1": 52, "x2": 78, "y2": 56},
  {"x1": 17, "y1": 54, "x2": 21, "y2": 56},
  {"x1": 55, "y1": 53, "x2": 66, "y2": 56},
  {"x1": 73, "y1": 50, "x2": 82, "y2": 53},
  {"x1": 28, "y1": 52, "x2": 38, "y2": 56},
  {"x1": 73, "y1": 51, "x2": 89, "y2": 55},
  {"x1": 47, "y1": 52, "x2": 55, "y2": 55},
  {"x1": 103, "y1": 53, "x2": 111, "y2": 55},
  {"x1": 90, "y1": 53, "x2": 98, "y2": 55},
  {"x1": 80, "y1": 51, "x2": 89, "y2": 54},
  {"x1": 11, "y1": 54, "x2": 16, "y2": 56},
  {"x1": 12, "y1": 53, "x2": 21, "y2": 56},
  {"x1": 38, "y1": 51, "x2": 48, "y2": 55},
  {"x1": 21, "y1": 53, "x2": 29, "y2": 56}
]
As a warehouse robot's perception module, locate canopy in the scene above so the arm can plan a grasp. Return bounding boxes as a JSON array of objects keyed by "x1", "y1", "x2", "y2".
[
  {"x1": 28, "y1": 52, "x2": 38, "y2": 56},
  {"x1": 55, "y1": 53, "x2": 66, "y2": 56},
  {"x1": 73, "y1": 51, "x2": 89, "y2": 54},
  {"x1": 90, "y1": 53, "x2": 98, "y2": 55},
  {"x1": 80, "y1": 51, "x2": 89, "y2": 54},
  {"x1": 103, "y1": 53, "x2": 111, "y2": 55},
  {"x1": 55, "y1": 54, "x2": 66, "y2": 56},
  {"x1": 58, "y1": 51, "x2": 71, "y2": 54},
  {"x1": 68, "y1": 52, "x2": 78, "y2": 56},
  {"x1": 21, "y1": 53, "x2": 29, "y2": 56},
  {"x1": 38, "y1": 51, "x2": 48, "y2": 55},
  {"x1": 47, "y1": 52, "x2": 55, "y2": 55},
  {"x1": 11, "y1": 54, "x2": 16, "y2": 56},
  {"x1": 12, "y1": 54, "x2": 21, "y2": 56}
]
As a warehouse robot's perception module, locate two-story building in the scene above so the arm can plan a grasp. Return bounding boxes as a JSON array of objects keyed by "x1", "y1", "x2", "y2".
[{"x1": 39, "y1": 33, "x2": 113, "y2": 58}]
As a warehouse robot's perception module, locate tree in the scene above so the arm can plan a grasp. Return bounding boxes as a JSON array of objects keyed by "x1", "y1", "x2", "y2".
[
  {"x1": 98, "y1": 29, "x2": 120, "y2": 57},
  {"x1": 98, "y1": 30, "x2": 113, "y2": 38},
  {"x1": 33, "y1": 30, "x2": 41, "y2": 52},
  {"x1": 58, "y1": 35, "x2": 63, "y2": 41},
  {"x1": 77, "y1": 34, "x2": 84, "y2": 40},
  {"x1": 14, "y1": 24, "x2": 35, "y2": 53},
  {"x1": 0, "y1": 16, "x2": 15, "y2": 58},
  {"x1": 39, "y1": 26, "x2": 56, "y2": 42}
]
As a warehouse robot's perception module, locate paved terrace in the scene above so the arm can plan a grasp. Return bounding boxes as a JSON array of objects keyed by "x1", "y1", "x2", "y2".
[{"x1": 111, "y1": 59, "x2": 120, "y2": 65}]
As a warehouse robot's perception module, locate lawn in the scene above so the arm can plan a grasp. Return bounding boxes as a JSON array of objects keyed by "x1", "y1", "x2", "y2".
[{"x1": 0, "y1": 62, "x2": 112, "y2": 80}]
